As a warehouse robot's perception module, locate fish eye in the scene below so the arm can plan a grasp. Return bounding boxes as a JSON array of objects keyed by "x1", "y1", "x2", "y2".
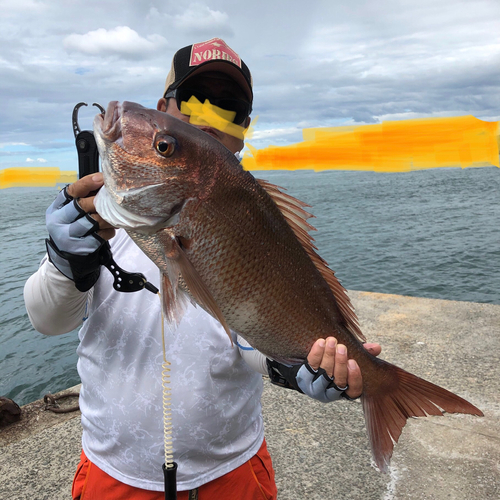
[{"x1": 155, "y1": 137, "x2": 175, "y2": 157}]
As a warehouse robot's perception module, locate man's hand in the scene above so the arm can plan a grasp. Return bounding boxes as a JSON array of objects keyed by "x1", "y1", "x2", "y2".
[
  {"x1": 45, "y1": 173, "x2": 116, "y2": 291},
  {"x1": 307, "y1": 338, "x2": 381, "y2": 399},
  {"x1": 66, "y1": 173, "x2": 115, "y2": 241}
]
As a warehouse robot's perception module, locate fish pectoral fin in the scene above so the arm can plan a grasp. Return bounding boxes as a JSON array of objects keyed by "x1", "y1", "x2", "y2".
[
  {"x1": 169, "y1": 236, "x2": 233, "y2": 346},
  {"x1": 161, "y1": 270, "x2": 191, "y2": 327}
]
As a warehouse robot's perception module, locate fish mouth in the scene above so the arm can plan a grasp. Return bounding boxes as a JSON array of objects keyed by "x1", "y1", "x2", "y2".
[
  {"x1": 95, "y1": 102, "x2": 221, "y2": 142},
  {"x1": 93, "y1": 101, "x2": 168, "y2": 232},
  {"x1": 94, "y1": 101, "x2": 123, "y2": 143}
]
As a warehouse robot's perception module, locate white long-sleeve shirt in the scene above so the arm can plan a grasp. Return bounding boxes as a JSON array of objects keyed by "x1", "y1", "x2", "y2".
[{"x1": 24, "y1": 229, "x2": 265, "y2": 491}]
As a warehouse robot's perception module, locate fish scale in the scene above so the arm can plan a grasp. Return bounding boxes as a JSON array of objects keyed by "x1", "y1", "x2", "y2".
[
  {"x1": 94, "y1": 101, "x2": 483, "y2": 473},
  {"x1": 179, "y1": 175, "x2": 343, "y2": 360}
]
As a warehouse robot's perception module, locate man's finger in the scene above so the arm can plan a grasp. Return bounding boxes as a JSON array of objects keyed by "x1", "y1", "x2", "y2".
[
  {"x1": 97, "y1": 228, "x2": 116, "y2": 241},
  {"x1": 89, "y1": 214, "x2": 115, "y2": 230},
  {"x1": 77, "y1": 195, "x2": 98, "y2": 214},
  {"x1": 66, "y1": 173, "x2": 104, "y2": 200},
  {"x1": 307, "y1": 338, "x2": 326, "y2": 371},
  {"x1": 319, "y1": 337, "x2": 337, "y2": 378},
  {"x1": 345, "y1": 359, "x2": 363, "y2": 399},
  {"x1": 332, "y1": 344, "x2": 348, "y2": 388},
  {"x1": 363, "y1": 343, "x2": 382, "y2": 357}
]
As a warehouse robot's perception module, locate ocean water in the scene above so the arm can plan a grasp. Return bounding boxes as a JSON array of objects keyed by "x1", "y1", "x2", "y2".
[{"x1": 0, "y1": 166, "x2": 499, "y2": 405}]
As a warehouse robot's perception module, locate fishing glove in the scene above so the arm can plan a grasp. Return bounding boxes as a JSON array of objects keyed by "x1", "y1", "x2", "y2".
[
  {"x1": 45, "y1": 186, "x2": 106, "y2": 292},
  {"x1": 266, "y1": 358, "x2": 353, "y2": 402}
]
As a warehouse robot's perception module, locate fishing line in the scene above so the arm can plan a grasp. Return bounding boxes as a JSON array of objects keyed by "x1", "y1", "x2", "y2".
[{"x1": 157, "y1": 291, "x2": 178, "y2": 500}]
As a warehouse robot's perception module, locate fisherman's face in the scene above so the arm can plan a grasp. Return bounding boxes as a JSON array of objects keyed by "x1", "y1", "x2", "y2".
[{"x1": 157, "y1": 72, "x2": 251, "y2": 154}]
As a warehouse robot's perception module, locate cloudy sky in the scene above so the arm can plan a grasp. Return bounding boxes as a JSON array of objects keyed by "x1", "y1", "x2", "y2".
[{"x1": 1, "y1": 0, "x2": 499, "y2": 171}]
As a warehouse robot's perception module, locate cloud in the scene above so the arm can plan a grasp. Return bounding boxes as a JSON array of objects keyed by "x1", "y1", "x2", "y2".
[
  {"x1": 26, "y1": 157, "x2": 47, "y2": 163},
  {"x1": 63, "y1": 26, "x2": 167, "y2": 59},
  {"x1": 251, "y1": 126, "x2": 302, "y2": 141},
  {"x1": 0, "y1": 142, "x2": 28, "y2": 149},
  {"x1": 173, "y1": 3, "x2": 233, "y2": 36},
  {"x1": 0, "y1": 0, "x2": 499, "y2": 155},
  {"x1": 0, "y1": 0, "x2": 46, "y2": 15}
]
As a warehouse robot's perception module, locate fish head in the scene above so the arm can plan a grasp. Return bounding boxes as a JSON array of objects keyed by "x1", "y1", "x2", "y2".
[{"x1": 93, "y1": 101, "x2": 233, "y2": 233}]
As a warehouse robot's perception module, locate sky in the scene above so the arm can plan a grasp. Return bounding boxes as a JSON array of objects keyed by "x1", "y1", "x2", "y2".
[{"x1": 1, "y1": 0, "x2": 499, "y2": 171}]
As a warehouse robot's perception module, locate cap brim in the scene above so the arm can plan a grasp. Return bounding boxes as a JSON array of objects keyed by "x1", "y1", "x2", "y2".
[{"x1": 174, "y1": 60, "x2": 253, "y2": 102}]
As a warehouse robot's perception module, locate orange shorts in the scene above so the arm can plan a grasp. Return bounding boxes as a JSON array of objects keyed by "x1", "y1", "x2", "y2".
[{"x1": 72, "y1": 439, "x2": 277, "y2": 500}]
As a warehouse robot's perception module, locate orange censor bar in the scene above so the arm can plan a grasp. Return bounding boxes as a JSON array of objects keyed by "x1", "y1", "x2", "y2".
[
  {"x1": 0, "y1": 168, "x2": 76, "y2": 189},
  {"x1": 2, "y1": 115, "x2": 498, "y2": 189},
  {"x1": 242, "y1": 116, "x2": 500, "y2": 172}
]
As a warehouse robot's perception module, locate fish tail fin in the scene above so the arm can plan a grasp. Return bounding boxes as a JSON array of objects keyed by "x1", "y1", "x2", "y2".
[{"x1": 361, "y1": 359, "x2": 483, "y2": 472}]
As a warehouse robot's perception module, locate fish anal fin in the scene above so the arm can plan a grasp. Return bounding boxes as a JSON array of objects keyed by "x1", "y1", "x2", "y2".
[
  {"x1": 256, "y1": 178, "x2": 366, "y2": 343},
  {"x1": 362, "y1": 359, "x2": 484, "y2": 472},
  {"x1": 169, "y1": 235, "x2": 233, "y2": 346}
]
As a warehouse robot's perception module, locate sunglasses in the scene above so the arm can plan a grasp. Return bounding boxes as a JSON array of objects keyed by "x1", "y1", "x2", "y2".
[{"x1": 165, "y1": 88, "x2": 252, "y2": 125}]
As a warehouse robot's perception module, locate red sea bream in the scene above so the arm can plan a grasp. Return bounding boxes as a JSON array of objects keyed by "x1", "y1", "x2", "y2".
[{"x1": 94, "y1": 101, "x2": 483, "y2": 471}]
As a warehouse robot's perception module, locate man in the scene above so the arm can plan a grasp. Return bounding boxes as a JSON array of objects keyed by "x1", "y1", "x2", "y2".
[{"x1": 24, "y1": 38, "x2": 380, "y2": 499}]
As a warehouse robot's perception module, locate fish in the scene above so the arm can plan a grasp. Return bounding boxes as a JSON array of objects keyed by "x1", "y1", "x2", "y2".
[{"x1": 93, "y1": 101, "x2": 483, "y2": 472}]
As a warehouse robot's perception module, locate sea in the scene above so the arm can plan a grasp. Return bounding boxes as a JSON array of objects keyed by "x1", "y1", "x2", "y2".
[{"x1": 1, "y1": 166, "x2": 499, "y2": 406}]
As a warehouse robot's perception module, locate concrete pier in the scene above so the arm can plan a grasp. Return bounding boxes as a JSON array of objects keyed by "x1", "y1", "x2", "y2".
[{"x1": 1, "y1": 290, "x2": 499, "y2": 499}]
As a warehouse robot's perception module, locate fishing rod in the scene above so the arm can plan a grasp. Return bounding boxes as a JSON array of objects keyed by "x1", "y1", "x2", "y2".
[{"x1": 72, "y1": 103, "x2": 178, "y2": 500}]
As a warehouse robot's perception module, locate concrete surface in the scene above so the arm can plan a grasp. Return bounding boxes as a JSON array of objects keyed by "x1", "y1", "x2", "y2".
[
  {"x1": 0, "y1": 386, "x2": 82, "y2": 500},
  {"x1": 262, "y1": 291, "x2": 499, "y2": 500},
  {"x1": 0, "y1": 291, "x2": 498, "y2": 499}
]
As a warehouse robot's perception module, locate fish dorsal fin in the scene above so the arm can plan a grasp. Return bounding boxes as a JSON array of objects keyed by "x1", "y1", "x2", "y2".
[{"x1": 257, "y1": 178, "x2": 366, "y2": 343}]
